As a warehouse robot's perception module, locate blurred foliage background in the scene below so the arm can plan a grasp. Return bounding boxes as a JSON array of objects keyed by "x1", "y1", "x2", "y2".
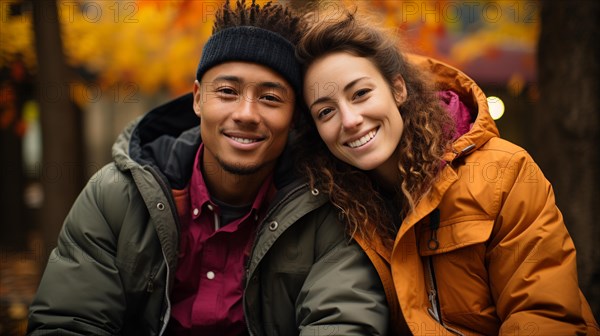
[
  {"x1": 1, "y1": 0, "x2": 538, "y2": 94},
  {"x1": 1, "y1": 0, "x2": 598, "y2": 334}
]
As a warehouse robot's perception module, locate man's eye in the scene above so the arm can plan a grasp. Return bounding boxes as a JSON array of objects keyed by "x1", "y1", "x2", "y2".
[
  {"x1": 262, "y1": 94, "x2": 282, "y2": 103},
  {"x1": 217, "y1": 87, "x2": 236, "y2": 95}
]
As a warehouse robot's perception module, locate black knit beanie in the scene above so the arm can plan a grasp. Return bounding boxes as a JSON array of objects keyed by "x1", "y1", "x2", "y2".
[{"x1": 196, "y1": 26, "x2": 302, "y2": 96}]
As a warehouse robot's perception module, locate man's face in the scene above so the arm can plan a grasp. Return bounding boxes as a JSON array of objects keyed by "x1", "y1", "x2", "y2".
[{"x1": 194, "y1": 61, "x2": 295, "y2": 176}]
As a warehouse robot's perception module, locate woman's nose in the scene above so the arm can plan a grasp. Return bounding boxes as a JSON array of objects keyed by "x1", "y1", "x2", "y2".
[{"x1": 340, "y1": 105, "x2": 363, "y2": 131}]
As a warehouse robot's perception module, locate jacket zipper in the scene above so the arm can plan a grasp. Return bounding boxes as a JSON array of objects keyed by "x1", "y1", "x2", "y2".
[
  {"x1": 426, "y1": 257, "x2": 441, "y2": 323},
  {"x1": 428, "y1": 208, "x2": 440, "y2": 250},
  {"x1": 426, "y1": 209, "x2": 442, "y2": 322},
  {"x1": 425, "y1": 209, "x2": 465, "y2": 336},
  {"x1": 158, "y1": 248, "x2": 172, "y2": 336},
  {"x1": 146, "y1": 166, "x2": 180, "y2": 336},
  {"x1": 426, "y1": 257, "x2": 464, "y2": 335},
  {"x1": 243, "y1": 183, "x2": 310, "y2": 336},
  {"x1": 146, "y1": 272, "x2": 155, "y2": 292}
]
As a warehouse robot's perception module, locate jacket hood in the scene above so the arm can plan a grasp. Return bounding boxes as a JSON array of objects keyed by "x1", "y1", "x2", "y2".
[
  {"x1": 112, "y1": 93, "x2": 200, "y2": 189},
  {"x1": 407, "y1": 54, "x2": 500, "y2": 162},
  {"x1": 112, "y1": 93, "x2": 300, "y2": 190}
]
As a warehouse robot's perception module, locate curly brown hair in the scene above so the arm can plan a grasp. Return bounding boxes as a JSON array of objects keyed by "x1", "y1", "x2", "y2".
[
  {"x1": 296, "y1": 9, "x2": 455, "y2": 244},
  {"x1": 214, "y1": 0, "x2": 303, "y2": 45}
]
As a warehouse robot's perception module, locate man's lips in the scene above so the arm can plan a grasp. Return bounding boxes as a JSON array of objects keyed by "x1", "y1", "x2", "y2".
[{"x1": 224, "y1": 132, "x2": 265, "y2": 145}]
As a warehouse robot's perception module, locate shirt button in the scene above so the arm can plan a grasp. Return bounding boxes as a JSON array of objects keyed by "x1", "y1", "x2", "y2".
[
  {"x1": 254, "y1": 214, "x2": 259, "y2": 221},
  {"x1": 206, "y1": 271, "x2": 215, "y2": 280},
  {"x1": 207, "y1": 204, "x2": 214, "y2": 211},
  {"x1": 193, "y1": 208, "x2": 199, "y2": 216}
]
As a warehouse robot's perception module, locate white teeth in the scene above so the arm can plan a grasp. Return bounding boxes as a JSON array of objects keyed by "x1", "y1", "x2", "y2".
[
  {"x1": 347, "y1": 130, "x2": 377, "y2": 148},
  {"x1": 230, "y1": 136, "x2": 257, "y2": 144}
]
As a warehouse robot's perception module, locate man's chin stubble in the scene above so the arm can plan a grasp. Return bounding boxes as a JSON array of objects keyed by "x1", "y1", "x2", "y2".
[{"x1": 218, "y1": 158, "x2": 263, "y2": 176}]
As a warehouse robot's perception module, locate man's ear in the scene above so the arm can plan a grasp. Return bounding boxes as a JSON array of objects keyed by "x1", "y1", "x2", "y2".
[
  {"x1": 193, "y1": 80, "x2": 202, "y2": 118},
  {"x1": 392, "y1": 75, "x2": 407, "y2": 106}
]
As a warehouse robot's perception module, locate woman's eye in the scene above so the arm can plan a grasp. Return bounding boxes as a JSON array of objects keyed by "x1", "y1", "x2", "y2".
[
  {"x1": 354, "y1": 88, "x2": 371, "y2": 99},
  {"x1": 317, "y1": 107, "x2": 334, "y2": 119}
]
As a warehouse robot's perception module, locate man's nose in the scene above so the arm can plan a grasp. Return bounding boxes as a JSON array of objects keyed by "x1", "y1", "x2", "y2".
[{"x1": 232, "y1": 97, "x2": 260, "y2": 124}]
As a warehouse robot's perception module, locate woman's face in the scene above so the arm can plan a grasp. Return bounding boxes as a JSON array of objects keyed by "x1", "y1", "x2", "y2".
[{"x1": 304, "y1": 51, "x2": 405, "y2": 173}]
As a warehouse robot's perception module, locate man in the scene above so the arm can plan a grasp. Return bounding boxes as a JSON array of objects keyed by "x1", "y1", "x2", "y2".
[{"x1": 27, "y1": 1, "x2": 388, "y2": 335}]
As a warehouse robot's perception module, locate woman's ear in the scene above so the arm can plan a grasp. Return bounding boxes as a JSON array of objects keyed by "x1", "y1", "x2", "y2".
[{"x1": 392, "y1": 75, "x2": 407, "y2": 106}]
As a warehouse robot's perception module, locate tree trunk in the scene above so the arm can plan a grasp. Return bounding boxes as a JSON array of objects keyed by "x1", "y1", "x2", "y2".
[
  {"x1": 534, "y1": 0, "x2": 600, "y2": 316},
  {"x1": 31, "y1": 0, "x2": 84, "y2": 269},
  {"x1": 0, "y1": 77, "x2": 26, "y2": 250}
]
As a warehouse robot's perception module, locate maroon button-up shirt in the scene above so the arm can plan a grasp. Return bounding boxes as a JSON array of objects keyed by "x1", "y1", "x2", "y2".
[{"x1": 169, "y1": 145, "x2": 273, "y2": 335}]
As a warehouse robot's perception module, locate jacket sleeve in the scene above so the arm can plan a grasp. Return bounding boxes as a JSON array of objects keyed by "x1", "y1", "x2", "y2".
[
  {"x1": 295, "y1": 212, "x2": 389, "y2": 336},
  {"x1": 487, "y1": 149, "x2": 599, "y2": 335},
  {"x1": 27, "y1": 164, "x2": 132, "y2": 335}
]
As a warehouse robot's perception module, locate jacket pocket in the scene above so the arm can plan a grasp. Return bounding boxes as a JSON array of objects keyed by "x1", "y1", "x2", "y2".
[
  {"x1": 418, "y1": 218, "x2": 494, "y2": 256},
  {"x1": 419, "y1": 217, "x2": 499, "y2": 335}
]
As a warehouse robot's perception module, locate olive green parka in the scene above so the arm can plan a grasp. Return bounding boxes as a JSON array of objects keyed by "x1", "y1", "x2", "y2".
[{"x1": 27, "y1": 94, "x2": 389, "y2": 336}]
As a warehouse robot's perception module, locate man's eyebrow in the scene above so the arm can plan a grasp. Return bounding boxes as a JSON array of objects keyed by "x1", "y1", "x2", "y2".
[
  {"x1": 211, "y1": 76, "x2": 286, "y2": 90},
  {"x1": 259, "y1": 81, "x2": 287, "y2": 90},
  {"x1": 309, "y1": 77, "x2": 368, "y2": 110},
  {"x1": 212, "y1": 75, "x2": 242, "y2": 83}
]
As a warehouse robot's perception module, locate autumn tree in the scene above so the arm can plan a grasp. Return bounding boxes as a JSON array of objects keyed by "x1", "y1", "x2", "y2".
[
  {"x1": 534, "y1": 0, "x2": 600, "y2": 316},
  {"x1": 31, "y1": 0, "x2": 84, "y2": 265}
]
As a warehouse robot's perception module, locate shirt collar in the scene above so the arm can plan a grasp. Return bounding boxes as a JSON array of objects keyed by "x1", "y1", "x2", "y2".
[{"x1": 189, "y1": 144, "x2": 273, "y2": 219}]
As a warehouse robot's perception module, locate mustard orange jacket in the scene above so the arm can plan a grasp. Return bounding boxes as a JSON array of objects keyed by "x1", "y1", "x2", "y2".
[{"x1": 355, "y1": 55, "x2": 599, "y2": 335}]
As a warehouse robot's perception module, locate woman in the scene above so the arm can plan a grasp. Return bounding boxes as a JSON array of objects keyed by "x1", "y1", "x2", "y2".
[{"x1": 296, "y1": 9, "x2": 599, "y2": 336}]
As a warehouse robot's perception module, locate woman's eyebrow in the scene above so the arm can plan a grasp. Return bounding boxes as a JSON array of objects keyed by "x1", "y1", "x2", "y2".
[{"x1": 309, "y1": 76, "x2": 369, "y2": 109}]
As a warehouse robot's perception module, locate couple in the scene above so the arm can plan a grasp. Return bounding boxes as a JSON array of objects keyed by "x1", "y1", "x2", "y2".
[{"x1": 28, "y1": 1, "x2": 598, "y2": 335}]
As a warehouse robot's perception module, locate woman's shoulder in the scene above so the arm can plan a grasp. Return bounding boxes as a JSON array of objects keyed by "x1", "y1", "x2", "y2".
[{"x1": 467, "y1": 137, "x2": 538, "y2": 170}]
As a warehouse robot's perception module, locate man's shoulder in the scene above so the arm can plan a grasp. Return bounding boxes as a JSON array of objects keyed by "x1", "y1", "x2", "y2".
[
  {"x1": 89, "y1": 163, "x2": 133, "y2": 187},
  {"x1": 76, "y1": 163, "x2": 146, "y2": 230}
]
